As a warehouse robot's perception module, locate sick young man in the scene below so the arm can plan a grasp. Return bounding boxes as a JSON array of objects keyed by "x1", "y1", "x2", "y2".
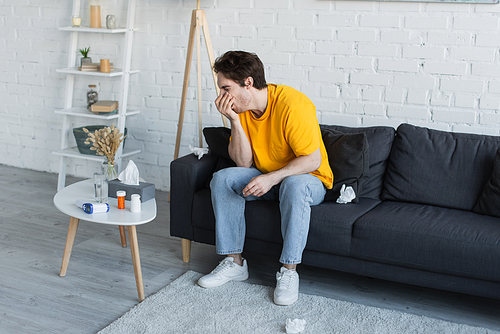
[{"x1": 197, "y1": 51, "x2": 333, "y2": 306}]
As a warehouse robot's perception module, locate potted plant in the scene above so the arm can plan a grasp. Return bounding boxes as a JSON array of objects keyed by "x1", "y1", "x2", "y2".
[{"x1": 79, "y1": 47, "x2": 92, "y2": 67}]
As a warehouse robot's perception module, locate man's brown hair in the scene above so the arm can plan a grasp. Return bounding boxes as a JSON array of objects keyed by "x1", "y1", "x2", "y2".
[{"x1": 213, "y1": 51, "x2": 267, "y2": 90}]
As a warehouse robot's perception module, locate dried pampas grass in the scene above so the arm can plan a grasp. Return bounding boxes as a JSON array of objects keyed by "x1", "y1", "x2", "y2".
[{"x1": 83, "y1": 124, "x2": 126, "y2": 165}]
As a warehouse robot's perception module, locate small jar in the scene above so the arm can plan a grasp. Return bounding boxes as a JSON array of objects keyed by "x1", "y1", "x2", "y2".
[
  {"x1": 117, "y1": 190, "x2": 126, "y2": 209},
  {"x1": 130, "y1": 194, "x2": 141, "y2": 213},
  {"x1": 106, "y1": 15, "x2": 116, "y2": 29},
  {"x1": 72, "y1": 15, "x2": 82, "y2": 27},
  {"x1": 87, "y1": 84, "x2": 98, "y2": 109}
]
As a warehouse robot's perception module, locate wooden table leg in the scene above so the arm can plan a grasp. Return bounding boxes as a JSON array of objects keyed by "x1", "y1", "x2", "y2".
[
  {"x1": 126, "y1": 225, "x2": 145, "y2": 302},
  {"x1": 182, "y1": 238, "x2": 191, "y2": 263},
  {"x1": 119, "y1": 225, "x2": 127, "y2": 247},
  {"x1": 60, "y1": 216, "x2": 79, "y2": 277}
]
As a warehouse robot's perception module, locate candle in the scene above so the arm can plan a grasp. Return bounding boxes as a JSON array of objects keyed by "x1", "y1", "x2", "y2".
[{"x1": 72, "y1": 16, "x2": 81, "y2": 27}]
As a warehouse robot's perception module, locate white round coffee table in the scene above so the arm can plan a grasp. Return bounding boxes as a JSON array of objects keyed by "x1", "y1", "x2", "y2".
[{"x1": 53, "y1": 179, "x2": 157, "y2": 302}]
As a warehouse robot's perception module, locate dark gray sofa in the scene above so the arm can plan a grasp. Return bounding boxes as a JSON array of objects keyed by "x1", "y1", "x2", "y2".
[{"x1": 170, "y1": 123, "x2": 500, "y2": 300}]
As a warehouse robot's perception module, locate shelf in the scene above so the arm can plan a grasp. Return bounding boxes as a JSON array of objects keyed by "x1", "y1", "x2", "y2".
[
  {"x1": 56, "y1": 67, "x2": 139, "y2": 77},
  {"x1": 54, "y1": 108, "x2": 140, "y2": 119},
  {"x1": 53, "y1": 147, "x2": 142, "y2": 162},
  {"x1": 56, "y1": 0, "x2": 138, "y2": 191},
  {"x1": 58, "y1": 26, "x2": 136, "y2": 33}
]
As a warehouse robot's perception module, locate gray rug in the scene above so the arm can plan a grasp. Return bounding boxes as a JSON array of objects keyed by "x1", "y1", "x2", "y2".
[{"x1": 99, "y1": 271, "x2": 498, "y2": 334}]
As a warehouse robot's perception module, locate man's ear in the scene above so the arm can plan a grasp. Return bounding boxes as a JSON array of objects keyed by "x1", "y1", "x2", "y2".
[{"x1": 244, "y1": 77, "x2": 253, "y2": 89}]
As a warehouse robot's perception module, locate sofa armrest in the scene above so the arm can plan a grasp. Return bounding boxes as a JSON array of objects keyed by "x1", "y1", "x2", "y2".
[{"x1": 170, "y1": 153, "x2": 217, "y2": 240}]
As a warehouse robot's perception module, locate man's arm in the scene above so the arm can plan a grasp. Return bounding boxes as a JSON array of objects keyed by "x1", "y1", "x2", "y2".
[
  {"x1": 228, "y1": 120, "x2": 253, "y2": 167},
  {"x1": 214, "y1": 91, "x2": 253, "y2": 167},
  {"x1": 242, "y1": 148, "x2": 321, "y2": 198}
]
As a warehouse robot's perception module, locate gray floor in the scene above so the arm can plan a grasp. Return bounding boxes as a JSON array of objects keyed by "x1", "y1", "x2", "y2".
[{"x1": 0, "y1": 164, "x2": 499, "y2": 334}]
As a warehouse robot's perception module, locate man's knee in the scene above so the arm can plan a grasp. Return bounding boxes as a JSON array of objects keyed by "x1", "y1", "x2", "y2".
[
  {"x1": 280, "y1": 175, "x2": 310, "y2": 193},
  {"x1": 279, "y1": 175, "x2": 325, "y2": 204},
  {"x1": 210, "y1": 167, "x2": 234, "y2": 190},
  {"x1": 210, "y1": 167, "x2": 257, "y2": 192}
]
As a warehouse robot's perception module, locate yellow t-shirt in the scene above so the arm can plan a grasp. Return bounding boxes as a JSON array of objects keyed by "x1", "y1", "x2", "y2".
[{"x1": 238, "y1": 84, "x2": 333, "y2": 189}]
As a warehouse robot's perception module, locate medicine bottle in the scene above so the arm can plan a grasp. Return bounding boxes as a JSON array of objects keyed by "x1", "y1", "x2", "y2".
[
  {"x1": 117, "y1": 190, "x2": 126, "y2": 209},
  {"x1": 130, "y1": 194, "x2": 141, "y2": 213}
]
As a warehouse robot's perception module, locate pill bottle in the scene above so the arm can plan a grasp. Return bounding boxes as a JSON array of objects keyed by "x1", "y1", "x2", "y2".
[
  {"x1": 130, "y1": 194, "x2": 141, "y2": 213},
  {"x1": 117, "y1": 190, "x2": 126, "y2": 209}
]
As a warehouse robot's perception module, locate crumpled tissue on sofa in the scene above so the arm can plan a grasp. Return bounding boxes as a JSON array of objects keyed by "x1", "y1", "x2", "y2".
[{"x1": 336, "y1": 184, "x2": 356, "y2": 204}]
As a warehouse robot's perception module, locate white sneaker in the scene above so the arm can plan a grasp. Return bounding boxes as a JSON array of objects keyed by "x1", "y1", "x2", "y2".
[
  {"x1": 274, "y1": 267, "x2": 299, "y2": 306},
  {"x1": 197, "y1": 257, "x2": 249, "y2": 288}
]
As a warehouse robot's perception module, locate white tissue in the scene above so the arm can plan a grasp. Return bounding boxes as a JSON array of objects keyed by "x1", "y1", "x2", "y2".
[
  {"x1": 189, "y1": 144, "x2": 209, "y2": 160},
  {"x1": 336, "y1": 184, "x2": 356, "y2": 204},
  {"x1": 118, "y1": 160, "x2": 140, "y2": 185},
  {"x1": 285, "y1": 318, "x2": 306, "y2": 334}
]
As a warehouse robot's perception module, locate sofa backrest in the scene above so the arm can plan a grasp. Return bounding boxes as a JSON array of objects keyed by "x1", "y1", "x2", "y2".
[
  {"x1": 382, "y1": 123, "x2": 500, "y2": 211},
  {"x1": 321, "y1": 125, "x2": 395, "y2": 200}
]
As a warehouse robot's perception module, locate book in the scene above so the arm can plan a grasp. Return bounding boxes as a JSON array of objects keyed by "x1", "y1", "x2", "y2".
[
  {"x1": 90, "y1": 109, "x2": 118, "y2": 115},
  {"x1": 81, "y1": 62, "x2": 115, "y2": 68},
  {"x1": 78, "y1": 63, "x2": 114, "y2": 72},
  {"x1": 91, "y1": 100, "x2": 118, "y2": 112}
]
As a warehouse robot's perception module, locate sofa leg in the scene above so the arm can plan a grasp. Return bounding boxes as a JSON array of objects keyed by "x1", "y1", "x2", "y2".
[{"x1": 181, "y1": 238, "x2": 191, "y2": 263}]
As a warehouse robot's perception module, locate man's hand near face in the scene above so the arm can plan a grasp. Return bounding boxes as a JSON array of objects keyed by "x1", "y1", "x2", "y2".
[
  {"x1": 215, "y1": 91, "x2": 238, "y2": 121},
  {"x1": 214, "y1": 90, "x2": 254, "y2": 168}
]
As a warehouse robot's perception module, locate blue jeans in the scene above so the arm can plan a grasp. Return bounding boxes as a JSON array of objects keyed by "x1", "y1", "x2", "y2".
[{"x1": 210, "y1": 167, "x2": 326, "y2": 265}]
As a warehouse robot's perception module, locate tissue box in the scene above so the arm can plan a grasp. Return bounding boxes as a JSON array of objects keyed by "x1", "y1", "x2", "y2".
[{"x1": 108, "y1": 180, "x2": 155, "y2": 202}]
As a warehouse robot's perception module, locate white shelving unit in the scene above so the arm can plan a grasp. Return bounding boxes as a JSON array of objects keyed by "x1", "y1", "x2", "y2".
[{"x1": 54, "y1": 0, "x2": 139, "y2": 191}]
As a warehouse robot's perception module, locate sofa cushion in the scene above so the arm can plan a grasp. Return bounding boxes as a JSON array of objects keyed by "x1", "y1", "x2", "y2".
[
  {"x1": 203, "y1": 127, "x2": 236, "y2": 172},
  {"x1": 473, "y1": 148, "x2": 500, "y2": 218},
  {"x1": 306, "y1": 198, "x2": 381, "y2": 256},
  {"x1": 382, "y1": 123, "x2": 500, "y2": 211},
  {"x1": 321, "y1": 128, "x2": 370, "y2": 203},
  {"x1": 321, "y1": 125, "x2": 395, "y2": 200},
  {"x1": 350, "y1": 201, "x2": 500, "y2": 282},
  {"x1": 191, "y1": 188, "x2": 382, "y2": 257}
]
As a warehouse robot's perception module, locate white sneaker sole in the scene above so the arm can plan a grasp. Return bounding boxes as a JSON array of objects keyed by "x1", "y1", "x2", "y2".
[
  {"x1": 198, "y1": 272, "x2": 249, "y2": 288},
  {"x1": 274, "y1": 293, "x2": 298, "y2": 306}
]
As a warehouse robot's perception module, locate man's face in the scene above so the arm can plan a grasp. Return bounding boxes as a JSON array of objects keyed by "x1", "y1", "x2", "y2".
[{"x1": 217, "y1": 73, "x2": 251, "y2": 114}]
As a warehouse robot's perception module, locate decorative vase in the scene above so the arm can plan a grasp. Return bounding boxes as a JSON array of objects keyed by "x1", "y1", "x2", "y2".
[
  {"x1": 102, "y1": 161, "x2": 118, "y2": 181},
  {"x1": 106, "y1": 15, "x2": 116, "y2": 29},
  {"x1": 81, "y1": 57, "x2": 92, "y2": 67},
  {"x1": 90, "y1": 0, "x2": 101, "y2": 28}
]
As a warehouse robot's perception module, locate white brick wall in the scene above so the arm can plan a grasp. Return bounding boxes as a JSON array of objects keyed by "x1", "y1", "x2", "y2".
[{"x1": 1, "y1": 0, "x2": 500, "y2": 191}]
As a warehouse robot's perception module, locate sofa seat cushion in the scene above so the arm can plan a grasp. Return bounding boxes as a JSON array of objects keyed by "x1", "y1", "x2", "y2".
[
  {"x1": 306, "y1": 198, "x2": 381, "y2": 256},
  {"x1": 192, "y1": 189, "x2": 381, "y2": 257},
  {"x1": 382, "y1": 123, "x2": 500, "y2": 211},
  {"x1": 321, "y1": 125, "x2": 395, "y2": 200},
  {"x1": 350, "y1": 201, "x2": 500, "y2": 282}
]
